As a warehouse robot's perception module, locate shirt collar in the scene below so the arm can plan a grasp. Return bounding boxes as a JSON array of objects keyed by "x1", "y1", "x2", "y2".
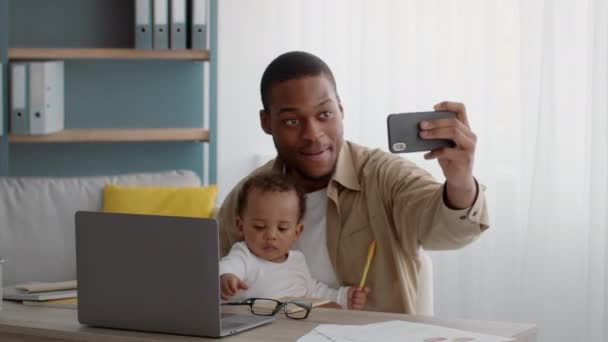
[{"x1": 332, "y1": 141, "x2": 361, "y2": 192}]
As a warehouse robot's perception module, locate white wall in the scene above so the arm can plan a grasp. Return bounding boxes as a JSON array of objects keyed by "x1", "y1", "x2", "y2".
[
  {"x1": 217, "y1": 1, "x2": 275, "y2": 201},
  {"x1": 216, "y1": 0, "x2": 442, "y2": 201}
]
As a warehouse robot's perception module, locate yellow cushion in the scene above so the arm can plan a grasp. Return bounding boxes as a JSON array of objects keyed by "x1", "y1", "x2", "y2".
[{"x1": 103, "y1": 185, "x2": 218, "y2": 218}]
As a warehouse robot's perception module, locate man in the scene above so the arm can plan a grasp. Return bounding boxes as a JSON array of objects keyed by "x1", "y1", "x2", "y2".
[{"x1": 218, "y1": 51, "x2": 489, "y2": 314}]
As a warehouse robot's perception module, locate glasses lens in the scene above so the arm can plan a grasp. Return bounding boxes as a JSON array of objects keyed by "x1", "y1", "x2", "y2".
[
  {"x1": 285, "y1": 301, "x2": 311, "y2": 319},
  {"x1": 251, "y1": 299, "x2": 279, "y2": 316}
]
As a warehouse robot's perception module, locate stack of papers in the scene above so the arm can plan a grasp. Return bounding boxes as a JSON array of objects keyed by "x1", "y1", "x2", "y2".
[
  {"x1": 22, "y1": 297, "x2": 77, "y2": 309},
  {"x1": 15, "y1": 280, "x2": 76, "y2": 293},
  {"x1": 3, "y1": 280, "x2": 77, "y2": 306},
  {"x1": 298, "y1": 320, "x2": 514, "y2": 342}
]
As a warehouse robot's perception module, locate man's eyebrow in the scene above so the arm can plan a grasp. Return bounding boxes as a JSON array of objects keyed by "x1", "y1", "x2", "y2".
[
  {"x1": 277, "y1": 98, "x2": 334, "y2": 115},
  {"x1": 316, "y1": 98, "x2": 333, "y2": 107},
  {"x1": 278, "y1": 107, "x2": 299, "y2": 115}
]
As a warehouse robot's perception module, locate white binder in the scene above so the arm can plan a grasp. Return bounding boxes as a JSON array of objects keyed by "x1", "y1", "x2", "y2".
[
  {"x1": 170, "y1": 0, "x2": 187, "y2": 50},
  {"x1": 153, "y1": 0, "x2": 169, "y2": 49},
  {"x1": 191, "y1": 0, "x2": 207, "y2": 50},
  {"x1": 135, "y1": 0, "x2": 153, "y2": 49},
  {"x1": 28, "y1": 61, "x2": 64, "y2": 135},
  {"x1": 10, "y1": 62, "x2": 30, "y2": 135}
]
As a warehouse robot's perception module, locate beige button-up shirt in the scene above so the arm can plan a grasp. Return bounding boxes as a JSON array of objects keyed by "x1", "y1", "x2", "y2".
[{"x1": 218, "y1": 141, "x2": 489, "y2": 314}]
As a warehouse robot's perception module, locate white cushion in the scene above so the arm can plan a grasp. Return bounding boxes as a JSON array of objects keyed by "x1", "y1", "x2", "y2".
[{"x1": 0, "y1": 170, "x2": 201, "y2": 286}]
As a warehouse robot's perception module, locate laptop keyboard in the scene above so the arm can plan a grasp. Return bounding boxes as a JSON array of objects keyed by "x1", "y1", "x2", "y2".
[{"x1": 221, "y1": 313, "x2": 267, "y2": 330}]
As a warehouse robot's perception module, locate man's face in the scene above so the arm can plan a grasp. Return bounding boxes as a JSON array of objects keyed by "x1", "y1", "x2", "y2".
[{"x1": 260, "y1": 75, "x2": 344, "y2": 189}]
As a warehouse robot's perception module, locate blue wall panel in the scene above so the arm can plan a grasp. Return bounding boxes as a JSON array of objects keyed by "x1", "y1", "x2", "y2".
[
  {"x1": 10, "y1": 142, "x2": 204, "y2": 178},
  {"x1": 10, "y1": 0, "x2": 133, "y2": 48},
  {"x1": 208, "y1": 0, "x2": 218, "y2": 184},
  {"x1": 64, "y1": 61, "x2": 203, "y2": 129}
]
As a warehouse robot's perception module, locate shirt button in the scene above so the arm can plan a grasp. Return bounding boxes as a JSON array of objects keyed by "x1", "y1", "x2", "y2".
[{"x1": 459, "y1": 215, "x2": 467, "y2": 220}]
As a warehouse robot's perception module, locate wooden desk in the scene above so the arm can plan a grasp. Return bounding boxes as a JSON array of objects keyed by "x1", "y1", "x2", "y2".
[{"x1": 0, "y1": 301, "x2": 537, "y2": 341}]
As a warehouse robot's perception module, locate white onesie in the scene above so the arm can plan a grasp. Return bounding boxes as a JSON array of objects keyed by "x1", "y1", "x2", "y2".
[{"x1": 219, "y1": 241, "x2": 349, "y2": 308}]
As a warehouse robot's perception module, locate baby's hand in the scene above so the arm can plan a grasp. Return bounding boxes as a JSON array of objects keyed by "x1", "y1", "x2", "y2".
[
  {"x1": 220, "y1": 273, "x2": 248, "y2": 300},
  {"x1": 347, "y1": 287, "x2": 370, "y2": 310}
]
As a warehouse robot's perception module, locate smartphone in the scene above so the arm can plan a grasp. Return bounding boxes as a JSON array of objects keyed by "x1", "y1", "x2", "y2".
[{"x1": 387, "y1": 111, "x2": 456, "y2": 153}]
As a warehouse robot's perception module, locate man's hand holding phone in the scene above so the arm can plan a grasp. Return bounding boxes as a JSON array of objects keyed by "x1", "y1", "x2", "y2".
[
  {"x1": 424, "y1": 101, "x2": 477, "y2": 209},
  {"x1": 387, "y1": 101, "x2": 478, "y2": 209}
]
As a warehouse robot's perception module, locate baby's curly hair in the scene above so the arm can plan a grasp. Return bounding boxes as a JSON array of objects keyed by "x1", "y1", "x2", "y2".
[{"x1": 236, "y1": 171, "x2": 306, "y2": 222}]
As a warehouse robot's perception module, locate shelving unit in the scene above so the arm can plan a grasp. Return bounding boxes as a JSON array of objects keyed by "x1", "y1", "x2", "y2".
[
  {"x1": 0, "y1": 0, "x2": 218, "y2": 182},
  {"x1": 8, "y1": 48, "x2": 210, "y2": 61},
  {"x1": 9, "y1": 128, "x2": 209, "y2": 143}
]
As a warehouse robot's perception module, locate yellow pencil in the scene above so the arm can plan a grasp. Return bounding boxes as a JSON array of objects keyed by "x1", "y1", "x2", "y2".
[{"x1": 358, "y1": 240, "x2": 376, "y2": 289}]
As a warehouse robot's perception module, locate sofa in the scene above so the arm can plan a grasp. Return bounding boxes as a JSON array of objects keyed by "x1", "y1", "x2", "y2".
[{"x1": 0, "y1": 170, "x2": 201, "y2": 287}]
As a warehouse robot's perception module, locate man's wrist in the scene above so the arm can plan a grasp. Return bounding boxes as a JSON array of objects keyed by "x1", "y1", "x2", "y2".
[{"x1": 444, "y1": 177, "x2": 478, "y2": 209}]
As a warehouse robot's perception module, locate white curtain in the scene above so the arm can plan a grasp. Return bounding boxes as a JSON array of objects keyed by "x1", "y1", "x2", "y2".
[{"x1": 218, "y1": 1, "x2": 608, "y2": 341}]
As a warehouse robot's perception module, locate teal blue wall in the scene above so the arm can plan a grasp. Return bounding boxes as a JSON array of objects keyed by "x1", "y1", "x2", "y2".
[
  {"x1": 9, "y1": 0, "x2": 132, "y2": 48},
  {"x1": 208, "y1": 0, "x2": 218, "y2": 185},
  {"x1": 1, "y1": 0, "x2": 215, "y2": 180},
  {"x1": 10, "y1": 143, "x2": 203, "y2": 177},
  {"x1": 63, "y1": 61, "x2": 202, "y2": 129}
]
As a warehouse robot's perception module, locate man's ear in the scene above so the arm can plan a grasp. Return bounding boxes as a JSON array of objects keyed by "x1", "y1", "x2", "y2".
[{"x1": 260, "y1": 109, "x2": 272, "y2": 135}]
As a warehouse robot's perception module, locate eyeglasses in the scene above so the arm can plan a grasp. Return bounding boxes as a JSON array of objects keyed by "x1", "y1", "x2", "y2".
[{"x1": 222, "y1": 298, "x2": 312, "y2": 319}]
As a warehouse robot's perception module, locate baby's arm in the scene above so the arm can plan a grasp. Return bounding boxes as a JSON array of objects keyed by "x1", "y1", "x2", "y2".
[
  {"x1": 308, "y1": 279, "x2": 349, "y2": 309},
  {"x1": 309, "y1": 281, "x2": 370, "y2": 310},
  {"x1": 220, "y1": 273, "x2": 248, "y2": 300},
  {"x1": 219, "y1": 243, "x2": 252, "y2": 300},
  {"x1": 346, "y1": 286, "x2": 370, "y2": 310},
  {"x1": 298, "y1": 253, "x2": 368, "y2": 310}
]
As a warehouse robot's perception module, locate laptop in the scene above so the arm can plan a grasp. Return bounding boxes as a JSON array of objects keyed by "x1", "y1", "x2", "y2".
[{"x1": 75, "y1": 211, "x2": 274, "y2": 337}]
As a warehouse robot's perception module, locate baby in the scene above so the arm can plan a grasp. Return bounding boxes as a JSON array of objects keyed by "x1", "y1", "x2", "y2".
[{"x1": 219, "y1": 172, "x2": 368, "y2": 310}]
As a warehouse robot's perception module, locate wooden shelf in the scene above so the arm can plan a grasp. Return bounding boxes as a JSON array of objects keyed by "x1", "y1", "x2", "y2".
[
  {"x1": 8, "y1": 128, "x2": 209, "y2": 143},
  {"x1": 8, "y1": 48, "x2": 210, "y2": 61}
]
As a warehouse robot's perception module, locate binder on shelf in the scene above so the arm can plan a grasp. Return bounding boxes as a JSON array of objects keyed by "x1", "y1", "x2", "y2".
[
  {"x1": 191, "y1": 0, "x2": 207, "y2": 50},
  {"x1": 153, "y1": 0, "x2": 169, "y2": 49},
  {"x1": 28, "y1": 61, "x2": 64, "y2": 135},
  {"x1": 170, "y1": 0, "x2": 187, "y2": 50},
  {"x1": 135, "y1": 0, "x2": 153, "y2": 49},
  {"x1": 10, "y1": 62, "x2": 30, "y2": 135}
]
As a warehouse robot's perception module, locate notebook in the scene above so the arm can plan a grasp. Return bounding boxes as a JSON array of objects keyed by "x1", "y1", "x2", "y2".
[
  {"x1": 22, "y1": 297, "x2": 78, "y2": 309},
  {"x1": 2, "y1": 286, "x2": 77, "y2": 301},
  {"x1": 16, "y1": 280, "x2": 76, "y2": 293}
]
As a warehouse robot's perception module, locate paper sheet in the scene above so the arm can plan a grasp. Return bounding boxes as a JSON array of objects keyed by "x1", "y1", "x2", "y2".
[
  {"x1": 297, "y1": 320, "x2": 515, "y2": 342},
  {"x1": 15, "y1": 280, "x2": 77, "y2": 293}
]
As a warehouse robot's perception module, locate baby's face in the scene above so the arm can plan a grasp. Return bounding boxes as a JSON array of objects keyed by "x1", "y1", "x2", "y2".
[{"x1": 237, "y1": 188, "x2": 303, "y2": 263}]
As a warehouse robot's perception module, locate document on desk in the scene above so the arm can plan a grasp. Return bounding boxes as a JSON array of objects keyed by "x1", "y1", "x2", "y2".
[{"x1": 297, "y1": 320, "x2": 514, "y2": 342}]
